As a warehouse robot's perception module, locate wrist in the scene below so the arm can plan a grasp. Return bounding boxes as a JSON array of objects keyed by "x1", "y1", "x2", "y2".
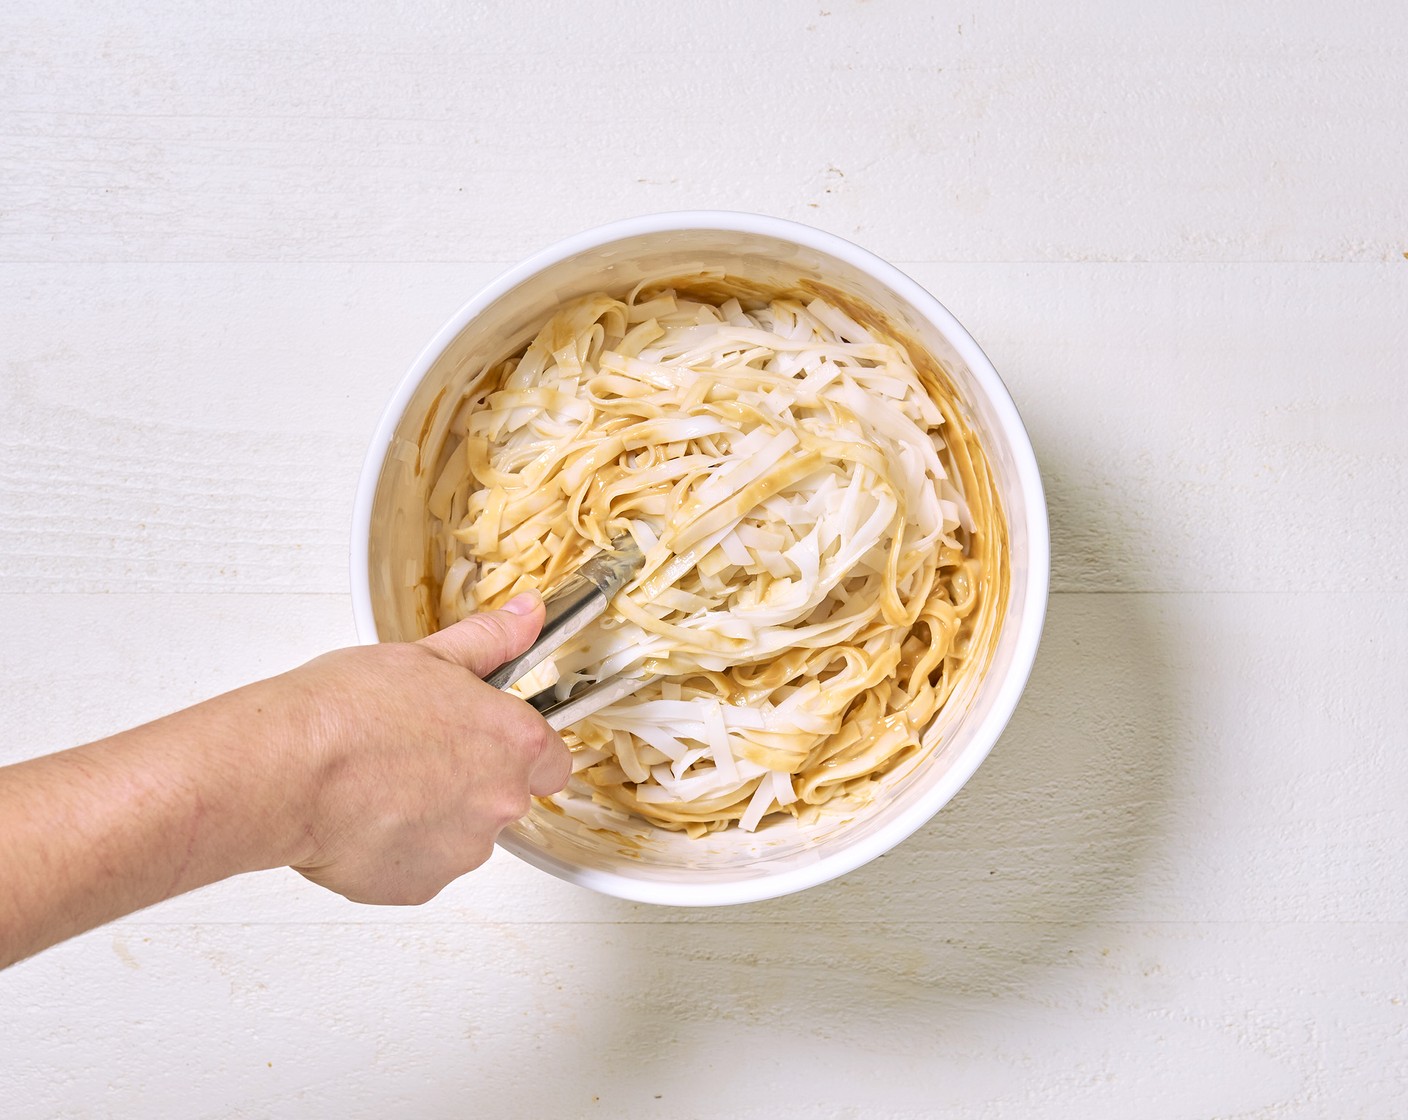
[{"x1": 168, "y1": 670, "x2": 333, "y2": 877}]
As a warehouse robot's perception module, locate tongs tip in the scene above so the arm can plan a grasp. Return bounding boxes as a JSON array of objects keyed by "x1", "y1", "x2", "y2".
[
  {"x1": 585, "y1": 532, "x2": 645, "y2": 595},
  {"x1": 608, "y1": 530, "x2": 644, "y2": 564}
]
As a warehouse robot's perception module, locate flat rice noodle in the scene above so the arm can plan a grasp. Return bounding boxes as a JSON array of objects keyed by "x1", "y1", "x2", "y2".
[{"x1": 428, "y1": 283, "x2": 1001, "y2": 836}]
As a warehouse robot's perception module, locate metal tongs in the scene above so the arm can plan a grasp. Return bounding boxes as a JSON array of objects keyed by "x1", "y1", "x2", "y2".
[{"x1": 484, "y1": 535, "x2": 655, "y2": 730}]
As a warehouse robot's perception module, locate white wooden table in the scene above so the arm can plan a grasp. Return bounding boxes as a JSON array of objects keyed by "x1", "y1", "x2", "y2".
[{"x1": 3, "y1": 2, "x2": 1405, "y2": 1116}]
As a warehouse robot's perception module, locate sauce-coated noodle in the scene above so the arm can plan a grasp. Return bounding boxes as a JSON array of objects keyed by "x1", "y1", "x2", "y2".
[{"x1": 429, "y1": 284, "x2": 1002, "y2": 836}]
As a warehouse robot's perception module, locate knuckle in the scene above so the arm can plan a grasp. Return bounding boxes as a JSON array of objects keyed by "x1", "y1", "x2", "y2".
[
  {"x1": 498, "y1": 789, "x2": 532, "y2": 825},
  {"x1": 538, "y1": 723, "x2": 566, "y2": 757},
  {"x1": 399, "y1": 883, "x2": 441, "y2": 906},
  {"x1": 472, "y1": 613, "x2": 512, "y2": 647},
  {"x1": 472, "y1": 612, "x2": 527, "y2": 665},
  {"x1": 504, "y1": 703, "x2": 554, "y2": 754},
  {"x1": 330, "y1": 869, "x2": 444, "y2": 908},
  {"x1": 461, "y1": 837, "x2": 496, "y2": 875}
]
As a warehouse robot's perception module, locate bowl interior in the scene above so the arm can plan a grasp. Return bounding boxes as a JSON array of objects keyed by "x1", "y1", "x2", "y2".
[{"x1": 360, "y1": 222, "x2": 1044, "y2": 903}]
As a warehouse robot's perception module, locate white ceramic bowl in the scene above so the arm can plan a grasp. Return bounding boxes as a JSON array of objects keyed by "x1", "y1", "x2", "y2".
[{"x1": 352, "y1": 211, "x2": 1048, "y2": 906}]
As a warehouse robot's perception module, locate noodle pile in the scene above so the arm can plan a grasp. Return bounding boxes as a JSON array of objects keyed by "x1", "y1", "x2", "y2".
[{"x1": 429, "y1": 284, "x2": 1001, "y2": 836}]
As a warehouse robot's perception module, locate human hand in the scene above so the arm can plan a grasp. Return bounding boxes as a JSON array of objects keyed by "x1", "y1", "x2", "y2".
[
  {"x1": 0, "y1": 592, "x2": 570, "y2": 967},
  {"x1": 281, "y1": 591, "x2": 570, "y2": 905}
]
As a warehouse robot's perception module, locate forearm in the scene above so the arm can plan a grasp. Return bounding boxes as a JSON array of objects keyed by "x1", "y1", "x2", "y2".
[
  {"x1": 1, "y1": 596, "x2": 566, "y2": 969},
  {"x1": 0, "y1": 682, "x2": 313, "y2": 968}
]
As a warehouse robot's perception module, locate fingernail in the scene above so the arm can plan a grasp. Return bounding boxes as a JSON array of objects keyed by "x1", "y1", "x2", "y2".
[{"x1": 502, "y1": 590, "x2": 542, "y2": 616}]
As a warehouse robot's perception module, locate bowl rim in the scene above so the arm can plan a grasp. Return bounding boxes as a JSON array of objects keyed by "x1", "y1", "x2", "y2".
[{"x1": 351, "y1": 209, "x2": 1050, "y2": 906}]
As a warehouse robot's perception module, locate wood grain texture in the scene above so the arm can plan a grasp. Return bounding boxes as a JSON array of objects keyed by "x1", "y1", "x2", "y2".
[
  {"x1": 5, "y1": 592, "x2": 1405, "y2": 931},
  {"x1": 2, "y1": 1, "x2": 1405, "y2": 265},
  {"x1": 5, "y1": 920, "x2": 1404, "y2": 1119},
  {"x1": 1, "y1": 0, "x2": 1405, "y2": 1115},
  {"x1": 3, "y1": 263, "x2": 1404, "y2": 595}
]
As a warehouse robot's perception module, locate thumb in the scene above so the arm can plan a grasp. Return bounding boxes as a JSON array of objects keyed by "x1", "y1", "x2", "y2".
[{"x1": 419, "y1": 591, "x2": 545, "y2": 678}]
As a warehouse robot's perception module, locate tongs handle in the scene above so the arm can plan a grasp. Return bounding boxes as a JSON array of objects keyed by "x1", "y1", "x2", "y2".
[
  {"x1": 482, "y1": 538, "x2": 643, "y2": 691},
  {"x1": 482, "y1": 537, "x2": 651, "y2": 730},
  {"x1": 531, "y1": 673, "x2": 660, "y2": 732}
]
